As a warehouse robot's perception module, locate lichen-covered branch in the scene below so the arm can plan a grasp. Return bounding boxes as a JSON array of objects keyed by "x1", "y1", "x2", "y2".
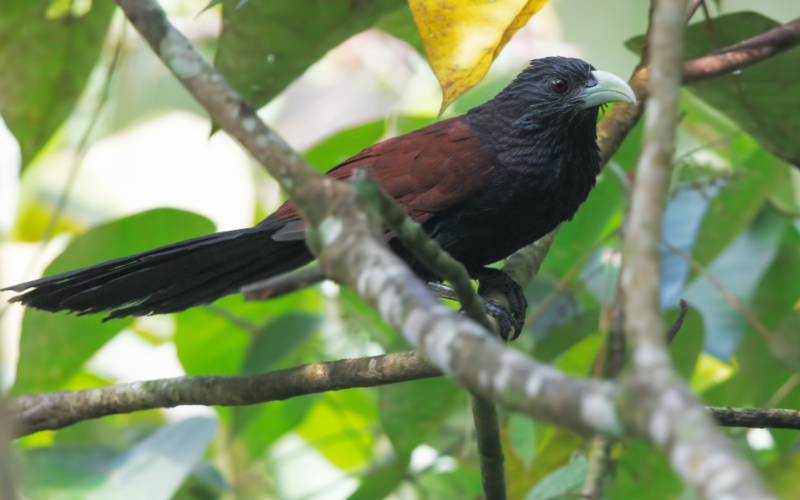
[
  {"x1": 11, "y1": 355, "x2": 800, "y2": 437},
  {"x1": 11, "y1": 351, "x2": 439, "y2": 438},
  {"x1": 620, "y1": 0, "x2": 774, "y2": 498}
]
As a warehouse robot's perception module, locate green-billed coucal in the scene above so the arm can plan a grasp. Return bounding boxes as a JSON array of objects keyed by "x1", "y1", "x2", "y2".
[{"x1": 3, "y1": 57, "x2": 635, "y2": 339}]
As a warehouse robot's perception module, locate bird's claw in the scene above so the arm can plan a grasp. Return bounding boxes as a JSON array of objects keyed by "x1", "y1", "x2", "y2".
[{"x1": 477, "y1": 269, "x2": 528, "y2": 341}]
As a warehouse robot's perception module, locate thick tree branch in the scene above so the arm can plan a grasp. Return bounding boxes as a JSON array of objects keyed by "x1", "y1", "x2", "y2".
[
  {"x1": 11, "y1": 359, "x2": 800, "y2": 437},
  {"x1": 683, "y1": 16, "x2": 800, "y2": 84},
  {"x1": 11, "y1": 351, "x2": 439, "y2": 438},
  {"x1": 620, "y1": 0, "x2": 774, "y2": 499}
]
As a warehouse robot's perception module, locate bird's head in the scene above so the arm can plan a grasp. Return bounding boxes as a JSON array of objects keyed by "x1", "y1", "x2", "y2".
[{"x1": 469, "y1": 56, "x2": 636, "y2": 136}]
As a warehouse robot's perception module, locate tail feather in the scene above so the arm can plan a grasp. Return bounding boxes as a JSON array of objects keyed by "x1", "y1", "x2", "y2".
[{"x1": 3, "y1": 226, "x2": 313, "y2": 320}]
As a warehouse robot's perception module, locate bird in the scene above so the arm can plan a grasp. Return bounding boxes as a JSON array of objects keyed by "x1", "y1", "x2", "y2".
[{"x1": 3, "y1": 56, "x2": 635, "y2": 340}]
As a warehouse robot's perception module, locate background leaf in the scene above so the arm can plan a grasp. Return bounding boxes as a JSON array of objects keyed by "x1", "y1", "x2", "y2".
[
  {"x1": 214, "y1": 0, "x2": 406, "y2": 112},
  {"x1": 14, "y1": 209, "x2": 215, "y2": 394},
  {"x1": 0, "y1": 0, "x2": 115, "y2": 167}
]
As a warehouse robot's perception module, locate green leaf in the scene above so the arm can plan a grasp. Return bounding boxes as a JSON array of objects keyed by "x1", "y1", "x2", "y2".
[
  {"x1": 379, "y1": 377, "x2": 463, "y2": 457},
  {"x1": 13, "y1": 209, "x2": 215, "y2": 395},
  {"x1": 628, "y1": 12, "x2": 800, "y2": 167},
  {"x1": 668, "y1": 307, "x2": 704, "y2": 381},
  {"x1": 532, "y1": 310, "x2": 600, "y2": 363},
  {"x1": 297, "y1": 389, "x2": 378, "y2": 469},
  {"x1": 525, "y1": 458, "x2": 588, "y2": 500},
  {"x1": 20, "y1": 418, "x2": 218, "y2": 500},
  {"x1": 214, "y1": 0, "x2": 406, "y2": 112},
  {"x1": 415, "y1": 466, "x2": 483, "y2": 500},
  {"x1": 233, "y1": 312, "x2": 320, "y2": 435},
  {"x1": 509, "y1": 414, "x2": 537, "y2": 466},
  {"x1": 0, "y1": 0, "x2": 115, "y2": 168},
  {"x1": 237, "y1": 396, "x2": 318, "y2": 458},
  {"x1": 606, "y1": 441, "x2": 683, "y2": 500},
  {"x1": 703, "y1": 225, "x2": 800, "y2": 450},
  {"x1": 303, "y1": 120, "x2": 385, "y2": 173},
  {"x1": 543, "y1": 172, "x2": 625, "y2": 277},
  {"x1": 347, "y1": 456, "x2": 409, "y2": 500},
  {"x1": 770, "y1": 310, "x2": 800, "y2": 373},
  {"x1": 688, "y1": 138, "x2": 782, "y2": 277},
  {"x1": 377, "y1": 6, "x2": 425, "y2": 54},
  {"x1": 239, "y1": 312, "x2": 321, "y2": 376}
]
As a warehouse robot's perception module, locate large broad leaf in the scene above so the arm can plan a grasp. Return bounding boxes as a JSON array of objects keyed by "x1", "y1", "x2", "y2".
[
  {"x1": 378, "y1": 376, "x2": 463, "y2": 457},
  {"x1": 627, "y1": 12, "x2": 800, "y2": 167},
  {"x1": 684, "y1": 208, "x2": 786, "y2": 359},
  {"x1": 703, "y1": 224, "x2": 800, "y2": 450},
  {"x1": 409, "y1": 0, "x2": 549, "y2": 112},
  {"x1": 296, "y1": 389, "x2": 378, "y2": 470},
  {"x1": 503, "y1": 422, "x2": 584, "y2": 500},
  {"x1": 524, "y1": 458, "x2": 588, "y2": 500},
  {"x1": 20, "y1": 417, "x2": 218, "y2": 500},
  {"x1": 688, "y1": 138, "x2": 782, "y2": 277},
  {"x1": 606, "y1": 441, "x2": 683, "y2": 500},
  {"x1": 347, "y1": 456, "x2": 409, "y2": 500},
  {"x1": 0, "y1": 0, "x2": 115, "y2": 168},
  {"x1": 415, "y1": 466, "x2": 483, "y2": 500},
  {"x1": 214, "y1": 0, "x2": 406, "y2": 112},
  {"x1": 303, "y1": 120, "x2": 385, "y2": 173},
  {"x1": 232, "y1": 312, "x2": 321, "y2": 437},
  {"x1": 13, "y1": 209, "x2": 215, "y2": 395}
]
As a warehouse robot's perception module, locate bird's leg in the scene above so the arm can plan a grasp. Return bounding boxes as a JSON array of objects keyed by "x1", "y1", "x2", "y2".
[
  {"x1": 474, "y1": 268, "x2": 528, "y2": 341},
  {"x1": 427, "y1": 282, "x2": 516, "y2": 340}
]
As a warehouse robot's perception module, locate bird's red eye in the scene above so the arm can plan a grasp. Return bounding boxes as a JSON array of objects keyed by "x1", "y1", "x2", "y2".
[{"x1": 550, "y1": 78, "x2": 568, "y2": 94}]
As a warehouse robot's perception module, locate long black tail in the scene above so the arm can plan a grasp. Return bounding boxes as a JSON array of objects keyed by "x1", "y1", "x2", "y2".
[{"x1": 3, "y1": 226, "x2": 313, "y2": 321}]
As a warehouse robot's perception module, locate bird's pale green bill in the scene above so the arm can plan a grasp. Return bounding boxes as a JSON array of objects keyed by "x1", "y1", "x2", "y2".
[{"x1": 580, "y1": 70, "x2": 637, "y2": 109}]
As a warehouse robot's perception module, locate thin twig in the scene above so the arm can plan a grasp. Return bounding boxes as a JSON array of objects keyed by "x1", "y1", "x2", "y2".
[
  {"x1": 661, "y1": 240, "x2": 773, "y2": 340},
  {"x1": 686, "y1": 0, "x2": 704, "y2": 23},
  {"x1": 666, "y1": 299, "x2": 689, "y2": 344},
  {"x1": 242, "y1": 266, "x2": 326, "y2": 301}
]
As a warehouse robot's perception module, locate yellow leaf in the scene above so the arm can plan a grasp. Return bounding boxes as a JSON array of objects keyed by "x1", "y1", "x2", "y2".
[{"x1": 410, "y1": 0, "x2": 550, "y2": 113}]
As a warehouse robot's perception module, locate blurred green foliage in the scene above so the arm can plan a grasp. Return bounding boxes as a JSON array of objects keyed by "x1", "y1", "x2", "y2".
[{"x1": 1, "y1": 1, "x2": 800, "y2": 500}]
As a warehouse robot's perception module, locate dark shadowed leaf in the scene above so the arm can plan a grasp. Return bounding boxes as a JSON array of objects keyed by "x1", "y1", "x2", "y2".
[
  {"x1": 627, "y1": 12, "x2": 800, "y2": 167},
  {"x1": 0, "y1": 0, "x2": 115, "y2": 168},
  {"x1": 239, "y1": 312, "x2": 321, "y2": 376},
  {"x1": 13, "y1": 209, "x2": 215, "y2": 395},
  {"x1": 379, "y1": 377, "x2": 463, "y2": 457},
  {"x1": 532, "y1": 310, "x2": 599, "y2": 363},
  {"x1": 214, "y1": 0, "x2": 406, "y2": 111}
]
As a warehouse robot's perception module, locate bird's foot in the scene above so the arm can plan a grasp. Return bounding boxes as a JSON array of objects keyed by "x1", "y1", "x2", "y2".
[
  {"x1": 476, "y1": 268, "x2": 528, "y2": 341},
  {"x1": 427, "y1": 281, "x2": 522, "y2": 341}
]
